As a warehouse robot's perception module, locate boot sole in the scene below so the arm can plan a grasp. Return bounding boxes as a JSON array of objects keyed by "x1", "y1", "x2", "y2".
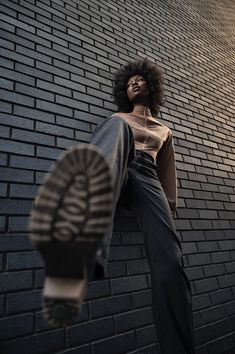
[{"x1": 28, "y1": 143, "x2": 114, "y2": 326}]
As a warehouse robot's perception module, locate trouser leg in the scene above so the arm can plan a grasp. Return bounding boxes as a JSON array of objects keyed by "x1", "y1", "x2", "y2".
[
  {"x1": 88, "y1": 115, "x2": 135, "y2": 280},
  {"x1": 126, "y1": 165, "x2": 194, "y2": 354}
]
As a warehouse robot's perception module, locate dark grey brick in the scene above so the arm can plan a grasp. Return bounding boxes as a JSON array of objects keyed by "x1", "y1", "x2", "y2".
[
  {"x1": 56, "y1": 137, "x2": 76, "y2": 149},
  {"x1": 204, "y1": 266, "x2": 226, "y2": 284},
  {"x1": 136, "y1": 324, "x2": 158, "y2": 347},
  {"x1": 15, "y1": 63, "x2": 53, "y2": 81},
  {"x1": 0, "y1": 28, "x2": 34, "y2": 49},
  {"x1": 0, "y1": 101, "x2": 12, "y2": 113},
  {"x1": 37, "y1": 28, "x2": 68, "y2": 47},
  {"x1": 8, "y1": 216, "x2": 30, "y2": 232},
  {"x1": 1, "y1": 167, "x2": 34, "y2": 182},
  {"x1": 36, "y1": 44, "x2": 69, "y2": 62},
  {"x1": 54, "y1": 38, "x2": 82, "y2": 57},
  {"x1": 36, "y1": 61, "x2": 70, "y2": 78},
  {"x1": 86, "y1": 279, "x2": 111, "y2": 300},
  {"x1": 16, "y1": 26, "x2": 51, "y2": 46},
  {"x1": 0, "y1": 48, "x2": 34, "y2": 66},
  {"x1": 207, "y1": 332, "x2": 234, "y2": 354},
  {"x1": 0, "y1": 18, "x2": 15, "y2": 32},
  {"x1": 15, "y1": 83, "x2": 54, "y2": 101},
  {"x1": 0, "y1": 314, "x2": 33, "y2": 340},
  {"x1": 7, "y1": 251, "x2": 43, "y2": 271},
  {"x1": 16, "y1": 44, "x2": 52, "y2": 63},
  {"x1": 0, "y1": 88, "x2": 34, "y2": 106},
  {"x1": 92, "y1": 331, "x2": 136, "y2": 354},
  {"x1": 197, "y1": 241, "x2": 219, "y2": 253},
  {"x1": 0, "y1": 234, "x2": 32, "y2": 251},
  {"x1": 0, "y1": 295, "x2": 4, "y2": 315},
  {"x1": 131, "y1": 290, "x2": 152, "y2": 310},
  {"x1": 0, "y1": 113, "x2": 34, "y2": 130},
  {"x1": 194, "y1": 278, "x2": 219, "y2": 294},
  {"x1": 0, "y1": 199, "x2": 32, "y2": 215},
  {"x1": 12, "y1": 128, "x2": 55, "y2": 146},
  {"x1": 0, "y1": 271, "x2": 32, "y2": 292},
  {"x1": 115, "y1": 307, "x2": 153, "y2": 333},
  {"x1": 38, "y1": 2, "x2": 65, "y2": 19},
  {"x1": 0, "y1": 13, "x2": 35, "y2": 32},
  {"x1": 0, "y1": 78, "x2": 14, "y2": 90},
  {"x1": 204, "y1": 230, "x2": 225, "y2": 240},
  {"x1": 0, "y1": 138, "x2": 34, "y2": 156},
  {"x1": 67, "y1": 318, "x2": 114, "y2": 346},
  {"x1": 218, "y1": 240, "x2": 235, "y2": 251},
  {"x1": 191, "y1": 219, "x2": 213, "y2": 230},
  {"x1": 74, "y1": 111, "x2": 104, "y2": 124},
  {"x1": 0, "y1": 152, "x2": 7, "y2": 166},
  {"x1": 211, "y1": 252, "x2": 231, "y2": 263},
  {"x1": 36, "y1": 99, "x2": 72, "y2": 116},
  {"x1": 218, "y1": 274, "x2": 235, "y2": 288},
  {"x1": 181, "y1": 242, "x2": 197, "y2": 254},
  {"x1": 35, "y1": 171, "x2": 47, "y2": 184},
  {"x1": 90, "y1": 294, "x2": 132, "y2": 319},
  {"x1": 127, "y1": 258, "x2": 150, "y2": 275},
  {"x1": 7, "y1": 289, "x2": 42, "y2": 313},
  {"x1": 36, "y1": 146, "x2": 64, "y2": 159},
  {"x1": 194, "y1": 322, "x2": 218, "y2": 346},
  {"x1": 56, "y1": 115, "x2": 91, "y2": 131},
  {"x1": 193, "y1": 294, "x2": 212, "y2": 311},
  {"x1": 0, "y1": 56, "x2": 14, "y2": 69},
  {"x1": 111, "y1": 274, "x2": 148, "y2": 295},
  {"x1": 0, "y1": 3, "x2": 17, "y2": 17},
  {"x1": 10, "y1": 184, "x2": 38, "y2": 198},
  {"x1": 0, "y1": 125, "x2": 10, "y2": 138},
  {"x1": 0, "y1": 253, "x2": 3, "y2": 271},
  {"x1": 184, "y1": 266, "x2": 204, "y2": 281},
  {"x1": 54, "y1": 75, "x2": 85, "y2": 93},
  {"x1": 177, "y1": 208, "x2": 199, "y2": 219},
  {"x1": 188, "y1": 253, "x2": 212, "y2": 266},
  {"x1": 73, "y1": 91, "x2": 103, "y2": 107},
  {"x1": 0, "y1": 183, "x2": 7, "y2": 197},
  {"x1": 37, "y1": 79, "x2": 73, "y2": 96},
  {"x1": 18, "y1": 14, "x2": 51, "y2": 32},
  {"x1": 36, "y1": 121, "x2": 74, "y2": 138},
  {"x1": 210, "y1": 288, "x2": 234, "y2": 305},
  {"x1": 14, "y1": 105, "x2": 55, "y2": 123},
  {"x1": 3, "y1": 329, "x2": 65, "y2": 354},
  {"x1": 107, "y1": 261, "x2": 126, "y2": 278}
]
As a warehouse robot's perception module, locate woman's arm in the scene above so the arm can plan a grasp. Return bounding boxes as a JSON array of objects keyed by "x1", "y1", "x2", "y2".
[{"x1": 156, "y1": 130, "x2": 177, "y2": 217}]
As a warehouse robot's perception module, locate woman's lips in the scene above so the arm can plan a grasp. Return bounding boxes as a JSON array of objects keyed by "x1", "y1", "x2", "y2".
[{"x1": 132, "y1": 87, "x2": 140, "y2": 92}]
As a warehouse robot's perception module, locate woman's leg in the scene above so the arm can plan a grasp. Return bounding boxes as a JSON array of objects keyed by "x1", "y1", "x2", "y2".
[
  {"x1": 126, "y1": 165, "x2": 194, "y2": 354},
  {"x1": 29, "y1": 115, "x2": 135, "y2": 325},
  {"x1": 89, "y1": 115, "x2": 135, "y2": 280}
]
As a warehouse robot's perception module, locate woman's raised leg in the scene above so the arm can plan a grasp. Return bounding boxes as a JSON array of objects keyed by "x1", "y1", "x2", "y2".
[{"x1": 28, "y1": 115, "x2": 135, "y2": 326}]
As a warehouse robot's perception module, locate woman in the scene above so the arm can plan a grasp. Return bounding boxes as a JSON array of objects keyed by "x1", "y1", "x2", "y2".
[{"x1": 29, "y1": 58, "x2": 194, "y2": 354}]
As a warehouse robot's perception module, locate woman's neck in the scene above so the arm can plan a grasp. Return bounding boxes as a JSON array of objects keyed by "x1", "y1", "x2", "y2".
[{"x1": 131, "y1": 104, "x2": 152, "y2": 117}]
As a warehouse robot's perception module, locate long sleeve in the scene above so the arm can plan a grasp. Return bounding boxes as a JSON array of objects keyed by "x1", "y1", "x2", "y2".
[{"x1": 156, "y1": 130, "x2": 177, "y2": 217}]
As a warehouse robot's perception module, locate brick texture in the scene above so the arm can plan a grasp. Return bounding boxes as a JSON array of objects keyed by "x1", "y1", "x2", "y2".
[{"x1": 0, "y1": 0, "x2": 235, "y2": 353}]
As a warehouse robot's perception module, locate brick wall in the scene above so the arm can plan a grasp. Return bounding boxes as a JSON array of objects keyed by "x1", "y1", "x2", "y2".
[{"x1": 0, "y1": 0, "x2": 235, "y2": 353}]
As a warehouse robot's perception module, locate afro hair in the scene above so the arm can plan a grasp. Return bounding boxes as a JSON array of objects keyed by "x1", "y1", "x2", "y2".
[{"x1": 112, "y1": 58, "x2": 165, "y2": 117}]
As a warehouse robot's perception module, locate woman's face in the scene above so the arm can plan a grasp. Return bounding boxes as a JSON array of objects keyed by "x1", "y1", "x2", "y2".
[{"x1": 126, "y1": 74, "x2": 149, "y2": 104}]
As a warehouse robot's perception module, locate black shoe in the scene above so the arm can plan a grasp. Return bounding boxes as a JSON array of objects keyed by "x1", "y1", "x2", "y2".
[{"x1": 28, "y1": 143, "x2": 114, "y2": 327}]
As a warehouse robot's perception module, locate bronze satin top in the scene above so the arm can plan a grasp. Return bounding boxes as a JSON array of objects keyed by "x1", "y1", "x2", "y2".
[{"x1": 111, "y1": 111, "x2": 177, "y2": 217}]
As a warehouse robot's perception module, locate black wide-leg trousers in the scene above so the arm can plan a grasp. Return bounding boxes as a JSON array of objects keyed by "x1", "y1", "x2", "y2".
[{"x1": 88, "y1": 115, "x2": 194, "y2": 354}]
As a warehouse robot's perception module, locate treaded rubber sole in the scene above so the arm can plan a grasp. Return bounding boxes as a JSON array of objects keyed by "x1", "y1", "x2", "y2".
[
  {"x1": 29, "y1": 143, "x2": 114, "y2": 244},
  {"x1": 28, "y1": 143, "x2": 114, "y2": 327}
]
